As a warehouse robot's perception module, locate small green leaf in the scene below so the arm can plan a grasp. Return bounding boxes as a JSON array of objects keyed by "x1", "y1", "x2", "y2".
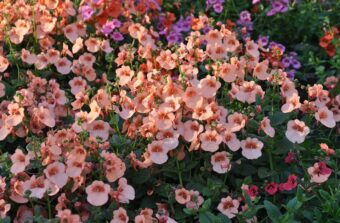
[{"x1": 264, "y1": 200, "x2": 282, "y2": 221}]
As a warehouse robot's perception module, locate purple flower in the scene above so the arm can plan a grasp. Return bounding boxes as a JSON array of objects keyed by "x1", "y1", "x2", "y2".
[
  {"x1": 291, "y1": 59, "x2": 301, "y2": 69},
  {"x1": 213, "y1": 3, "x2": 223, "y2": 13},
  {"x1": 81, "y1": 5, "x2": 94, "y2": 21},
  {"x1": 252, "y1": 0, "x2": 261, "y2": 4},
  {"x1": 111, "y1": 31, "x2": 124, "y2": 41},
  {"x1": 239, "y1": 10, "x2": 251, "y2": 22},
  {"x1": 287, "y1": 70, "x2": 296, "y2": 79},
  {"x1": 102, "y1": 21, "x2": 116, "y2": 36},
  {"x1": 282, "y1": 56, "x2": 292, "y2": 68},
  {"x1": 258, "y1": 36, "x2": 269, "y2": 47}
]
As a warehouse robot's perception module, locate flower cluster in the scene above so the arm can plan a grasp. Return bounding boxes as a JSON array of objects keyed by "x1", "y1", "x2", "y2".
[
  {"x1": 0, "y1": 0, "x2": 339, "y2": 222},
  {"x1": 320, "y1": 26, "x2": 340, "y2": 57}
]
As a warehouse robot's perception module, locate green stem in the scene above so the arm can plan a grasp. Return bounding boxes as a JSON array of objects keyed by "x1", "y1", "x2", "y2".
[
  {"x1": 176, "y1": 158, "x2": 183, "y2": 186},
  {"x1": 46, "y1": 195, "x2": 52, "y2": 219}
]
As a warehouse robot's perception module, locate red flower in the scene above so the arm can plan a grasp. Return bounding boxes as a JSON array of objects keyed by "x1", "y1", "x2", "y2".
[
  {"x1": 284, "y1": 151, "x2": 296, "y2": 164},
  {"x1": 279, "y1": 174, "x2": 298, "y2": 191},
  {"x1": 265, "y1": 182, "x2": 278, "y2": 195}
]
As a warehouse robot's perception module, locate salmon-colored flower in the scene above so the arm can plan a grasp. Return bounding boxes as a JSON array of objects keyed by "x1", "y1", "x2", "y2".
[
  {"x1": 101, "y1": 151, "x2": 126, "y2": 182},
  {"x1": 35, "y1": 53, "x2": 49, "y2": 70},
  {"x1": 178, "y1": 120, "x2": 203, "y2": 142},
  {"x1": 315, "y1": 107, "x2": 336, "y2": 128},
  {"x1": 9, "y1": 28, "x2": 24, "y2": 44},
  {"x1": 86, "y1": 180, "x2": 111, "y2": 206},
  {"x1": 281, "y1": 93, "x2": 301, "y2": 113},
  {"x1": 23, "y1": 175, "x2": 49, "y2": 199},
  {"x1": 156, "y1": 50, "x2": 177, "y2": 70},
  {"x1": 69, "y1": 76, "x2": 87, "y2": 95},
  {"x1": 10, "y1": 149, "x2": 30, "y2": 175},
  {"x1": 116, "y1": 66, "x2": 135, "y2": 86},
  {"x1": 211, "y1": 151, "x2": 231, "y2": 174},
  {"x1": 14, "y1": 205, "x2": 33, "y2": 223},
  {"x1": 199, "y1": 75, "x2": 221, "y2": 98},
  {"x1": 66, "y1": 159, "x2": 84, "y2": 178},
  {"x1": 34, "y1": 106, "x2": 55, "y2": 128},
  {"x1": 87, "y1": 120, "x2": 110, "y2": 141},
  {"x1": 199, "y1": 130, "x2": 222, "y2": 152},
  {"x1": 46, "y1": 48, "x2": 60, "y2": 64},
  {"x1": 183, "y1": 86, "x2": 204, "y2": 109},
  {"x1": 222, "y1": 130, "x2": 240, "y2": 151},
  {"x1": 217, "y1": 196, "x2": 239, "y2": 219},
  {"x1": 72, "y1": 37, "x2": 84, "y2": 54},
  {"x1": 175, "y1": 188, "x2": 191, "y2": 204},
  {"x1": 0, "y1": 114, "x2": 12, "y2": 141},
  {"x1": 308, "y1": 161, "x2": 332, "y2": 184},
  {"x1": 235, "y1": 81, "x2": 264, "y2": 104},
  {"x1": 147, "y1": 140, "x2": 170, "y2": 164},
  {"x1": 285, "y1": 119, "x2": 310, "y2": 143},
  {"x1": 111, "y1": 207, "x2": 129, "y2": 223},
  {"x1": 259, "y1": 117, "x2": 275, "y2": 137},
  {"x1": 115, "y1": 177, "x2": 135, "y2": 204},
  {"x1": 253, "y1": 60, "x2": 270, "y2": 80},
  {"x1": 85, "y1": 37, "x2": 101, "y2": 53},
  {"x1": 21, "y1": 49, "x2": 37, "y2": 65},
  {"x1": 219, "y1": 63, "x2": 237, "y2": 83},
  {"x1": 55, "y1": 57, "x2": 72, "y2": 75},
  {"x1": 241, "y1": 137, "x2": 264, "y2": 159},
  {"x1": 57, "y1": 209, "x2": 81, "y2": 223},
  {"x1": 44, "y1": 162, "x2": 68, "y2": 188},
  {"x1": 6, "y1": 103, "x2": 24, "y2": 126},
  {"x1": 227, "y1": 112, "x2": 247, "y2": 132},
  {"x1": 320, "y1": 143, "x2": 335, "y2": 155},
  {"x1": 0, "y1": 199, "x2": 10, "y2": 219},
  {"x1": 0, "y1": 55, "x2": 9, "y2": 73},
  {"x1": 63, "y1": 23, "x2": 78, "y2": 43}
]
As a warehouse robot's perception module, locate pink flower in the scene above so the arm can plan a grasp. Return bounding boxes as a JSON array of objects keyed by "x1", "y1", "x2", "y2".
[
  {"x1": 55, "y1": 57, "x2": 72, "y2": 75},
  {"x1": 217, "y1": 196, "x2": 239, "y2": 219},
  {"x1": 211, "y1": 151, "x2": 231, "y2": 174},
  {"x1": 57, "y1": 209, "x2": 81, "y2": 223},
  {"x1": 198, "y1": 75, "x2": 221, "y2": 98},
  {"x1": 178, "y1": 120, "x2": 203, "y2": 142},
  {"x1": 183, "y1": 86, "x2": 203, "y2": 109},
  {"x1": 253, "y1": 60, "x2": 270, "y2": 80},
  {"x1": 10, "y1": 149, "x2": 30, "y2": 175},
  {"x1": 242, "y1": 184, "x2": 259, "y2": 200},
  {"x1": 185, "y1": 190, "x2": 204, "y2": 210},
  {"x1": 85, "y1": 180, "x2": 111, "y2": 206},
  {"x1": 116, "y1": 66, "x2": 135, "y2": 86},
  {"x1": 0, "y1": 114, "x2": 12, "y2": 141},
  {"x1": 44, "y1": 162, "x2": 68, "y2": 188},
  {"x1": 227, "y1": 112, "x2": 247, "y2": 132},
  {"x1": 0, "y1": 199, "x2": 10, "y2": 219},
  {"x1": 175, "y1": 188, "x2": 191, "y2": 204},
  {"x1": 0, "y1": 82, "x2": 5, "y2": 98},
  {"x1": 199, "y1": 130, "x2": 222, "y2": 152},
  {"x1": 87, "y1": 120, "x2": 110, "y2": 141},
  {"x1": 320, "y1": 143, "x2": 335, "y2": 155},
  {"x1": 285, "y1": 119, "x2": 310, "y2": 143},
  {"x1": 279, "y1": 175, "x2": 298, "y2": 191},
  {"x1": 6, "y1": 103, "x2": 24, "y2": 126},
  {"x1": 111, "y1": 207, "x2": 129, "y2": 223},
  {"x1": 115, "y1": 178, "x2": 135, "y2": 204},
  {"x1": 219, "y1": 63, "x2": 237, "y2": 83},
  {"x1": 147, "y1": 140, "x2": 169, "y2": 164},
  {"x1": 101, "y1": 151, "x2": 126, "y2": 182},
  {"x1": 150, "y1": 109, "x2": 175, "y2": 131},
  {"x1": 34, "y1": 106, "x2": 55, "y2": 127},
  {"x1": 23, "y1": 176, "x2": 49, "y2": 199},
  {"x1": 265, "y1": 182, "x2": 278, "y2": 195},
  {"x1": 315, "y1": 107, "x2": 336, "y2": 128},
  {"x1": 222, "y1": 130, "x2": 241, "y2": 151},
  {"x1": 240, "y1": 137, "x2": 263, "y2": 159},
  {"x1": 281, "y1": 93, "x2": 301, "y2": 113},
  {"x1": 85, "y1": 37, "x2": 101, "y2": 53},
  {"x1": 259, "y1": 117, "x2": 275, "y2": 137},
  {"x1": 69, "y1": 76, "x2": 87, "y2": 96},
  {"x1": 21, "y1": 49, "x2": 37, "y2": 64},
  {"x1": 284, "y1": 151, "x2": 296, "y2": 164},
  {"x1": 308, "y1": 161, "x2": 332, "y2": 184}
]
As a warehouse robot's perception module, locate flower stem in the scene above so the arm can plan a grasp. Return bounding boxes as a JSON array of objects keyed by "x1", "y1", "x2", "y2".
[{"x1": 176, "y1": 158, "x2": 183, "y2": 186}]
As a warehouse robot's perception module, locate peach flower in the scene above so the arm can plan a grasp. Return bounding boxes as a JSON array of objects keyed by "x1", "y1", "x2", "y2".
[
  {"x1": 222, "y1": 130, "x2": 241, "y2": 151},
  {"x1": 199, "y1": 75, "x2": 221, "y2": 98},
  {"x1": 116, "y1": 66, "x2": 135, "y2": 86},
  {"x1": 85, "y1": 37, "x2": 101, "y2": 53},
  {"x1": 101, "y1": 151, "x2": 126, "y2": 182},
  {"x1": 7, "y1": 103, "x2": 24, "y2": 126},
  {"x1": 111, "y1": 207, "x2": 129, "y2": 223},
  {"x1": 183, "y1": 86, "x2": 204, "y2": 109},
  {"x1": 227, "y1": 112, "x2": 247, "y2": 132},
  {"x1": 281, "y1": 93, "x2": 301, "y2": 113},
  {"x1": 21, "y1": 49, "x2": 37, "y2": 64},
  {"x1": 115, "y1": 178, "x2": 135, "y2": 204},
  {"x1": 199, "y1": 130, "x2": 222, "y2": 152},
  {"x1": 253, "y1": 60, "x2": 270, "y2": 80},
  {"x1": 0, "y1": 199, "x2": 10, "y2": 219},
  {"x1": 219, "y1": 63, "x2": 237, "y2": 83},
  {"x1": 211, "y1": 151, "x2": 231, "y2": 174},
  {"x1": 175, "y1": 188, "x2": 191, "y2": 204},
  {"x1": 147, "y1": 141, "x2": 170, "y2": 164},
  {"x1": 23, "y1": 176, "x2": 49, "y2": 199},
  {"x1": 44, "y1": 162, "x2": 68, "y2": 188},
  {"x1": 64, "y1": 24, "x2": 78, "y2": 43},
  {"x1": 69, "y1": 76, "x2": 87, "y2": 95},
  {"x1": 85, "y1": 181, "x2": 111, "y2": 206},
  {"x1": 285, "y1": 119, "x2": 310, "y2": 144},
  {"x1": 0, "y1": 114, "x2": 12, "y2": 141},
  {"x1": 10, "y1": 149, "x2": 30, "y2": 175},
  {"x1": 87, "y1": 120, "x2": 110, "y2": 141},
  {"x1": 315, "y1": 107, "x2": 336, "y2": 128},
  {"x1": 14, "y1": 205, "x2": 33, "y2": 223},
  {"x1": 178, "y1": 120, "x2": 204, "y2": 142},
  {"x1": 320, "y1": 143, "x2": 335, "y2": 156},
  {"x1": 259, "y1": 117, "x2": 275, "y2": 137},
  {"x1": 57, "y1": 209, "x2": 81, "y2": 223},
  {"x1": 217, "y1": 196, "x2": 239, "y2": 219},
  {"x1": 0, "y1": 82, "x2": 5, "y2": 98},
  {"x1": 241, "y1": 137, "x2": 264, "y2": 160},
  {"x1": 34, "y1": 106, "x2": 55, "y2": 127},
  {"x1": 55, "y1": 57, "x2": 72, "y2": 75}
]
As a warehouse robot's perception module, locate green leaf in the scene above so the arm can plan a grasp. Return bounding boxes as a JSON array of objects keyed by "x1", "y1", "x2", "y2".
[
  {"x1": 264, "y1": 200, "x2": 282, "y2": 221},
  {"x1": 258, "y1": 167, "x2": 275, "y2": 178},
  {"x1": 269, "y1": 111, "x2": 291, "y2": 126},
  {"x1": 199, "y1": 212, "x2": 220, "y2": 223},
  {"x1": 286, "y1": 197, "x2": 302, "y2": 212}
]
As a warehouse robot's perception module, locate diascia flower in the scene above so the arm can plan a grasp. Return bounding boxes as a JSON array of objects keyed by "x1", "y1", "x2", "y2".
[
  {"x1": 23, "y1": 175, "x2": 49, "y2": 199},
  {"x1": 315, "y1": 106, "x2": 336, "y2": 128},
  {"x1": 147, "y1": 140, "x2": 170, "y2": 164},
  {"x1": 114, "y1": 177, "x2": 135, "y2": 204},
  {"x1": 0, "y1": 199, "x2": 10, "y2": 219},
  {"x1": 240, "y1": 137, "x2": 264, "y2": 159},
  {"x1": 308, "y1": 161, "x2": 332, "y2": 184},
  {"x1": 285, "y1": 119, "x2": 310, "y2": 143},
  {"x1": 265, "y1": 182, "x2": 279, "y2": 195},
  {"x1": 111, "y1": 207, "x2": 129, "y2": 223},
  {"x1": 175, "y1": 188, "x2": 191, "y2": 204},
  {"x1": 43, "y1": 162, "x2": 68, "y2": 188},
  {"x1": 222, "y1": 130, "x2": 241, "y2": 151},
  {"x1": 259, "y1": 117, "x2": 275, "y2": 137},
  {"x1": 85, "y1": 180, "x2": 111, "y2": 206},
  {"x1": 199, "y1": 129, "x2": 223, "y2": 152},
  {"x1": 211, "y1": 151, "x2": 231, "y2": 174},
  {"x1": 217, "y1": 196, "x2": 240, "y2": 219},
  {"x1": 10, "y1": 149, "x2": 30, "y2": 175}
]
